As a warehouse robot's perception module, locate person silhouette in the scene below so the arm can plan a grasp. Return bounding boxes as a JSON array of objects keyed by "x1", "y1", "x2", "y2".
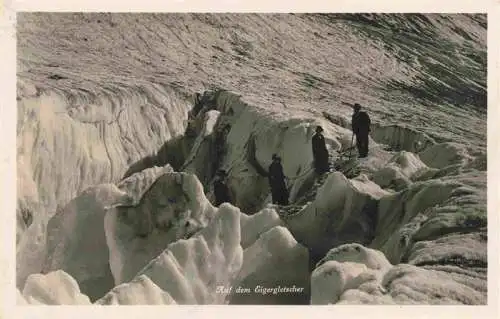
[
  {"x1": 312, "y1": 125, "x2": 329, "y2": 174},
  {"x1": 213, "y1": 169, "x2": 232, "y2": 206},
  {"x1": 351, "y1": 103, "x2": 371, "y2": 158},
  {"x1": 268, "y1": 154, "x2": 289, "y2": 205}
]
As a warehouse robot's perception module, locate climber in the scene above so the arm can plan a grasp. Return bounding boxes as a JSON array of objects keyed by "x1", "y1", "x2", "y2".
[
  {"x1": 351, "y1": 103, "x2": 371, "y2": 158},
  {"x1": 268, "y1": 154, "x2": 289, "y2": 205},
  {"x1": 312, "y1": 125, "x2": 330, "y2": 174},
  {"x1": 213, "y1": 169, "x2": 233, "y2": 206},
  {"x1": 211, "y1": 123, "x2": 231, "y2": 177}
]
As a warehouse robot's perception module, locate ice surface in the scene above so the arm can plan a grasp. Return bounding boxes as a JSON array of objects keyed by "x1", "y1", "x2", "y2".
[
  {"x1": 95, "y1": 275, "x2": 177, "y2": 305},
  {"x1": 311, "y1": 242, "x2": 486, "y2": 305},
  {"x1": 418, "y1": 142, "x2": 473, "y2": 169},
  {"x1": 311, "y1": 243, "x2": 392, "y2": 304},
  {"x1": 317, "y1": 243, "x2": 392, "y2": 273},
  {"x1": 21, "y1": 270, "x2": 91, "y2": 305},
  {"x1": 284, "y1": 171, "x2": 390, "y2": 257},
  {"x1": 134, "y1": 203, "x2": 243, "y2": 304},
  {"x1": 16, "y1": 88, "x2": 189, "y2": 220},
  {"x1": 370, "y1": 124, "x2": 436, "y2": 153},
  {"x1": 371, "y1": 151, "x2": 430, "y2": 190},
  {"x1": 311, "y1": 260, "x2": 371, "y2": 304},
  {"x1": 15, "y1": 87, "x2": 190, "y2": 278},
  {"x1": 373, "y1": 170, "x2": 486, "y2": 265},
  {"x1": 231, "y1": 226, "x2": 309, "y2": 304},
  {"x1": 105, "y1": 171, "x2": 217, "y2": 285},
  {"x1": 406, "y1": 232, "x2": 486, "y2": 267},
  {"x1": 117, "y1": 164, "x2": 174, "y2": 204},
  {"x1": 239, "y1": 208, "x2": 283, "y2": 249},
  {"x1": 182, "y1": 110, "x2": 221, "y2": 186},
  {"x1": 41, "y1": 184, "x2": 131, "y2": 300},
  {"x1": 377, "y1": 264, "x2": 485, "y2": 304},
  {"x1": 373, "y1": 180, "x2": 460, "y2": 259}
]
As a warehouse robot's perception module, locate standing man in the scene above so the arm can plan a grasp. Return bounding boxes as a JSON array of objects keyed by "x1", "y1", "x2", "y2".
[
  {"x1": 351, "y1": 103, "x2": 371, "y2": 158},
  {"x1": 213, "y1": 169, "x2": 233, "y2": 206},
  {"x1": 312, "y1": 125, "x2": 329, "y2": 174},
  {"x1": 268, "y1": 154, "x2": 289, "y2": 205}
]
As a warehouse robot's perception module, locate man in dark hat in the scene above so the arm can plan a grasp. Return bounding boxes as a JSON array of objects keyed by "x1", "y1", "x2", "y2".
[
  {"x1": 268, "y1": 154, "x2": 289, "y2": 205},
  {"x1": 312, "y1": 125, "x2": 330, "y2": 174},
  {"x1": 351, "y1": 103, "x2": 371, "y2": 158},
  {"x1": 213, "y1": 169, "x2": 232, "y2": 206}
]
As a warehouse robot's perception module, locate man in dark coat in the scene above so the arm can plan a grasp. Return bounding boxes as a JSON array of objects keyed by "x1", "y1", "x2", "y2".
[
  {"x1": 312, "y1": 125, "x2": 329, "y2": 174},
  {"x1": 211, "y1": 124, "x2": 231, "y2": 177},
  {"x1": 351, "y1": 103, "x2": 371, "y2": 158},
  {"x1": 213, "y1": 170, "x2": 232, "y2": 206},
  {"x1": 268, "y1": 154, "x2": 289, "y2": 205}
]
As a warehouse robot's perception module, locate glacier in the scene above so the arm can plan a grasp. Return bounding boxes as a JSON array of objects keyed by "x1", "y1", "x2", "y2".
[{"x1": 14, "y1": 13, "x2": 488, "y2": 306}]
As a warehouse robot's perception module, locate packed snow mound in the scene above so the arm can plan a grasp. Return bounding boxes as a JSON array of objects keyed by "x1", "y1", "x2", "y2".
[
  {"x1": 133, "y1": 203, "x2": 243, "y2": 304},
  {"x1": 105, "y1": 171, "x2": 217, "y2": 285},
  {"x1": 95, "y1": 275, "x2": 177, "y2": 305},
  {"x1": 371, "y1": 151, "x2": 430, "y2": 190},
  {"x1": 284, "y1": 171, "x2": 390, "y2": 258},
  {"x1": 239, "y1": 208, "x2": 283, "y2": 249},
  {"x1": 231, "y1": 226, "x2": 309, "y2": 304},
  {"x1": 41, "y1": 184, "x2": 131, "y2": 301},
  {"x1": 21, "y1": 270, "x2": 91, "y2": 305}
]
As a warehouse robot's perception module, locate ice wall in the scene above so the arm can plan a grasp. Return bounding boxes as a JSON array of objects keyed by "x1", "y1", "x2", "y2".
[{"x1": 105, "y1": 171, "x2": 217, "y2": 286}]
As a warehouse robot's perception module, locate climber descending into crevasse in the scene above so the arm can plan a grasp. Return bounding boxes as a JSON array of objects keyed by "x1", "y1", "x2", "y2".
[
  {"x1": 212, "y1": 124, "x2": 231, "y2": 177},
  {"x1": 268, "y1": 154, "x2": 289, "y2": 206},
  {"x1": 212, "y1": 169, "x2": 233, "y2": 206}
]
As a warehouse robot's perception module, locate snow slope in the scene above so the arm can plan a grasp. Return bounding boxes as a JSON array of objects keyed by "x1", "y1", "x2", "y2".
[{"x1": 16, "y1": 13, "x2": 487, "y2": 305}]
